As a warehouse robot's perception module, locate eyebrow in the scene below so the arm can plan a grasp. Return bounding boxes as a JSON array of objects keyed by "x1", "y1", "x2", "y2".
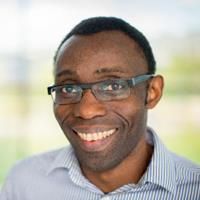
[
  {"x1": 55, "y1": 69, "x2": 75, "y2": 77},
  {"x1": 95, "y1": 67, "x2": 128, "y2": 75},
  {"x1": 55, "y1": 66, "x2": 128, "y2": 78}
]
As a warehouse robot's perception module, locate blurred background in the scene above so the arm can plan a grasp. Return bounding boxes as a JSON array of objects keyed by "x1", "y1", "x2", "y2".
[{"x1": 0, "y1": 0, "x2": 200, "y2": 185}]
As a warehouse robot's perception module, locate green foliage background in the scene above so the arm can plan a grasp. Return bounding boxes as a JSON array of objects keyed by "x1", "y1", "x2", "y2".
[{"x1": 161, "y1": 55, "x2": 200, "y2": 95}]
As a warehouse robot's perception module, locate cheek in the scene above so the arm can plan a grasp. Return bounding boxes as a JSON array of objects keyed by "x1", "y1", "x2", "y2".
[
  {"x1": 115, "y1": 97, "x2": 142, "y2": 114},
  {"x1": 109, "y1": 96, "x2": 146, "y2": 128},
  {"x1": 53, "y1": 104, "x2": 72, "y2": 126}
]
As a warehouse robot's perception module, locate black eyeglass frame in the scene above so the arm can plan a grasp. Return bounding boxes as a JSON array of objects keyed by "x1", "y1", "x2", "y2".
[{"x1": 47, "y1": 74, "x2": 153, "y2": 96}]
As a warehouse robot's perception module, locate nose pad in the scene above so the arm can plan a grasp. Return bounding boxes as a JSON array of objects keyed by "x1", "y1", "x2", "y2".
[{"x1": 74, "y1": 90, "x2": 107, "y2": 119}]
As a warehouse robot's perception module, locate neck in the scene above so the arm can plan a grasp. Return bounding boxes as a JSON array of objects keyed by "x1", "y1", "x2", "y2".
[{"x1": 82, "y1": 135, "x2": 153, "y2": 193}]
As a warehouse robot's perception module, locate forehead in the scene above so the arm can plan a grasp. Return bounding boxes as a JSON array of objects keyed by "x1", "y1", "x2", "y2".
[{"x1": 55, "y1": 31, "x2": 148, "y2": 81}]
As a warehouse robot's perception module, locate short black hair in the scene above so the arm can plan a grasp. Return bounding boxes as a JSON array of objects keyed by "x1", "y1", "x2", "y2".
[{"x1": 54, "y1": 16, "x2": 156, "y2": 74}]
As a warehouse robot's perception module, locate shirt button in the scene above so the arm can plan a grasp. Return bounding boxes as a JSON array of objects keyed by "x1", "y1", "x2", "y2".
[{"x1": 101, "y1": 196, "x2": 110, "y2": 200}]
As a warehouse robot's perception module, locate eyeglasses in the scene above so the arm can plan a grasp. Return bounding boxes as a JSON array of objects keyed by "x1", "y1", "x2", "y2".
[{"x1": 47, "y1": 74, "x2": 153, "y2": 105}]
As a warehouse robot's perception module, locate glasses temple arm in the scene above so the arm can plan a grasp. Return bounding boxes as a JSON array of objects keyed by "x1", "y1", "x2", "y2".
[{"x1": 132, "y1": 74, "x2": 153, "y2": 86}]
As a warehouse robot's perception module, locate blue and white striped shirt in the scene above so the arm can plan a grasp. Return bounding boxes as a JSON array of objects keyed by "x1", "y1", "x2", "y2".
[{"x1": 1, "y1": 128, "x2": 200, "y2": 200}]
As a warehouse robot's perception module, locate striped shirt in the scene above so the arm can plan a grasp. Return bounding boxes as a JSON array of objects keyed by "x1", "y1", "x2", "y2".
[{"x1": 0, "y1": 128, "x2": 200, "y2": 200}]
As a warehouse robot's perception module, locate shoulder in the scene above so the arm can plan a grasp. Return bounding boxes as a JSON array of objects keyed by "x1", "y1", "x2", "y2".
[
  {"x1": 168, "y1": 153, "x2": 200, "y2": 198},
  {"x1": 170, "y1": 152, "x2": 200, "y2": 183},
  {"x1": 0, "y1": 147, "x2": 71, "y2": 199},
  {"x1": 149, "y1": 128, "x2": 200, "y2": 184},
  {"x1": 5, "y1": 147, "x2": 69, "y2": 182}
]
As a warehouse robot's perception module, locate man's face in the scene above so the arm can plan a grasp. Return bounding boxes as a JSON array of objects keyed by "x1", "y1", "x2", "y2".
[{"x1": 54, "y1": 31, "x2": 150, "y2": 172}]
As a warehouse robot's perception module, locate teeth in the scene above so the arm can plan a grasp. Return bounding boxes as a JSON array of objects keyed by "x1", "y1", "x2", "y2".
[{"x1": 77, "y1": 129, "x2": 116, "y2": 141}]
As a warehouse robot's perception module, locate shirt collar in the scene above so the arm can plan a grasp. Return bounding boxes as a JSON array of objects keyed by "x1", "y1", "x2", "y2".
[
  {"x1": 142, "y1": 127, "x2": 177, "y2": 194},
  {"x1": 46, "y1": 146, "x2": 102, "y2": 192},
  {"x1": 46, "y1": 146, "x2": 78, "y2": 175}
]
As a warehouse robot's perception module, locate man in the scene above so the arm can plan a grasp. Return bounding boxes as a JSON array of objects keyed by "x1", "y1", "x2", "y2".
[{"x1": 1, "y1": 17, "x2": 199, "y2": 200}]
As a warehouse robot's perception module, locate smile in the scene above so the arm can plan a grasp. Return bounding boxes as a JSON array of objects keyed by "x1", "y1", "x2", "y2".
[{"x1": 77, "y1": 129, "x2": 116, "y2": 142}]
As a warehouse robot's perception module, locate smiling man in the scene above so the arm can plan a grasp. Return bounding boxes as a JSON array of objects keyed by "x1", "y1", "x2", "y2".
[{"x1": 1, "y1": 17, "x2": 200, "y2": 200}]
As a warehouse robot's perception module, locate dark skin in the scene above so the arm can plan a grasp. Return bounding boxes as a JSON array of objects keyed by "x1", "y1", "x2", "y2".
[{"x1": 54, "y1": 31, "x2": 164, "y2": 193}]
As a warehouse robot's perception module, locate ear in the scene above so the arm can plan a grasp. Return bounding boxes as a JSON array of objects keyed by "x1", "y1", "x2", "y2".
[{"x1": 145, "y1": 75, "x2": 164, "y2": 109}]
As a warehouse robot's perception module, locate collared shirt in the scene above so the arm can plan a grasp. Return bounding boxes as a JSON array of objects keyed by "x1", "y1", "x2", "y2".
[{"x1": 0, "y1": 128, "x2": 200, "y2": 200}]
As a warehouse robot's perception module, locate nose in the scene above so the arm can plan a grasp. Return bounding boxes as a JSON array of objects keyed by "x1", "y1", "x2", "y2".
[{"x1": 73, "y1": 90, "x2": 107, "y2": 119}]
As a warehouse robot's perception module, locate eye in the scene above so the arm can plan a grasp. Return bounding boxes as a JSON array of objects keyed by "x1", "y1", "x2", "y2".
[
  {"x1": 103, "y1": 81, "x2": 123, "y2": 91},
  {"x1": 62, "y1": 85, "x2": 78, "y2": 94}
]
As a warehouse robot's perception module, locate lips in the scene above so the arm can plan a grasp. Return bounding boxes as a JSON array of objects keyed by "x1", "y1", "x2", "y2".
[
  {"x1": 76, "y1": 129, "x2": 116, "y2": 141},
  {"x1": 72, "y1": 127, "x2": 118, "y2": 152}
]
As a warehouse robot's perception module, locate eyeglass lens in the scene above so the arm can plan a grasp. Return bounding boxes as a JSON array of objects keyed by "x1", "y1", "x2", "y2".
[{"x1": 51, "y1": 79, "x2": 131, "y2": 104}]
